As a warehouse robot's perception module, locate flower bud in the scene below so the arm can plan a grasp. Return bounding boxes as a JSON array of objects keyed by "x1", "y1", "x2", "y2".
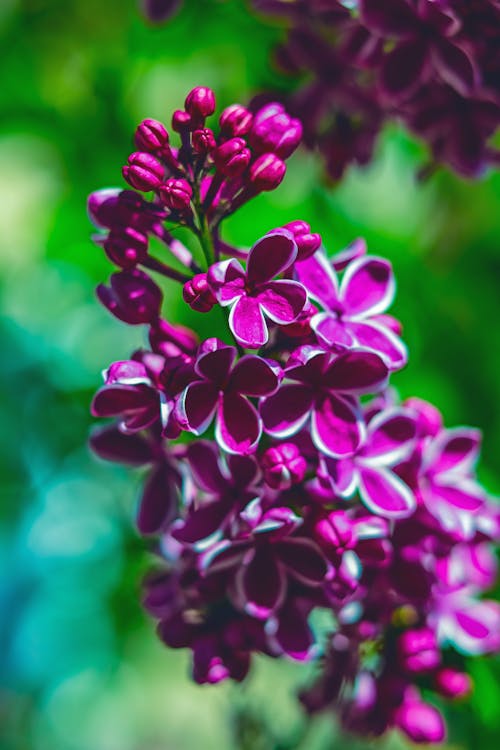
[
  {"x1": 214, "y1": 138, "x2": 251, "y2": 178},
  {"x1": 135, "y1": 118, "x2": 170, "y2": 152},
  {"x1": 397, "y1": 628, "x2": 440, "y2": 674},
  {"x1": 104, "y1": 227, "x2": 149, "y2": 268},
  {"x1": 185, "y1": 86, "x2": 216, "y2": 119},
  {"x1": 314, "y1": 511, "x2": 354, "y2": 552},
  {"x1": 159, "y1": 178, "x2": 193, "y2": 211},
  {"x1": 97, "y1": 269, "x2": 163, "y2": 324},
  {"x1": 183, "y1": 273, "x2": 217, "y2": 313},
  {"x1": 283, "y1": 220, "x2": 321, "y2": 260},
  {"x1": 172, "y1": 109, "x2": 193, "y2": 133},
  {"x1": 149, "y1": 318, "x2": 198, "y2": 356},
  {"x1": 122, "y1": 152, "x2": 164, "y2": 192},
  {"x1": 261, "y1": 443, "x2": 306, "y2": 489},
  {"x1": 250, "y1": 102, "x2": 303, "y2": 158},
  {"x1": 219, "y1": 104, "x2": 253, "y2": 136},
  {"x1": 249, "y1": 153, "x2": 286, "y2": 191},
  {"x1": 394, "y1": 700, "x2": 446, "y2": 744},
  {"x1": 434, "y1": 668, "x2": 472, "y2": 699},
  {"x1": 192, "y1": 128, "x2": 216, "y2": 155}
]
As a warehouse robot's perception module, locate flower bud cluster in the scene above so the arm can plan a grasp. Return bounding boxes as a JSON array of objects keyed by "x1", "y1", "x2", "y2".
[
  {"x1": 252, "y1": 0, "x2": 500, "y2": 178},
  {"x1": 88, "y1": 86, "x2": 499, "y2": 745}
]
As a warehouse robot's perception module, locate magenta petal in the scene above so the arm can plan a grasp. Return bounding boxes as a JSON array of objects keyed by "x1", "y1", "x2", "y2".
[
  {"x1": 207, "y1": 258, "x2": 245, "y2": 305},
  {"x1": 246, "y1": 229, "x2": 297, "y2": 285},
  {"x1": 260, "y1": 383, "x2": 313, "y2": 438},
  {"x1": 91, "y1": 384, "x2": 155, "y2": 417},
  {"x1": 195, "y1": 344, "x2": 236, "y2": 385},
  {"x1": 90, "y1": 425, "x2": 153, "y2": 466},
  {"x1": 137, "y1": 463, "x2": 179, "y2": 534},
  {"x1": 186, "y1": 440, "x2": 225, "y2": 493},
  {"x1": 295, "y1": 251, "x2": 339, "y2": 308},
  {"x1": 323, "y1": 350, "x2": 389, "y2": 394},
  {"x1": 358, "y1": 465, "x2": 415, "y2": 519},
  {"x1": 226, "y1": 454, "x2": 259, "y2": 489},
  {"x1": 201, "y1": 540, "x2": 249, "y2": 574},
  {"x1": 274, "y1": 599, "x2": 314, "y2": 660},
  {"x1": 312, "y1": 313, "x2": 355, "y2": 350},
  {"x1": 431, "y1": 480, "x2": 484, "y2": 511},
  {"x1": 348, "y1": 320, "x2": 407, "y2": 370},
  {"x1": 229, "y1": 355, "x2": 280, "y2": 397},
  {"x1": 276, "y1": 538, "x2": 328, "y2": 586},
  {"x1": 381, "y1": 39, "x2": 430, "y2": 99},
  {"x1": 430, "y1": 428, "x2": 481, "y2": 476},
  {"x1": 359, "y1": 0, "x2": 417, "y2": 37},
  {"x1": 363, "y1": 408, "x2": 416, "y2": 464},
  {"x1": 229, "y1": 295, "x2": 268, "y2": 348},
  {"x1": 312, "y1": 394, "x2": 363, "y2": 458},
  {"x1": 216, "y1": 391, "x2": 261, "y2": 455},
  {"x1": 173, "y1": 499, "x2": 230, "y2": 544},
  {"x1": 238, "y1": 546, "x2": 286, "y2": 619},
  {"x1": 257, "y1": 280, "x2": 307, "y2": 324},
  {"x1": 177, "y1": 381, "x2": 219, "y2": 434},
  {"x1": 433, "y1": 39, "x2": 478, "y2": 96},
  {"x1": 322, "y1": 456, "x2": 357, "y2": 496},
  {"x1": 340, "y1": 256, "x2": 395, "y2": 317},
  {"x1": 452, "y1": 601, "x2": 500, "y2": 655}
]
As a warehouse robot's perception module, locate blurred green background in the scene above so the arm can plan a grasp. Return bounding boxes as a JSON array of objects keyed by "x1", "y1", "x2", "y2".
[{"x1": 1, "y1": 1, "x2": 500, "y2": 748}]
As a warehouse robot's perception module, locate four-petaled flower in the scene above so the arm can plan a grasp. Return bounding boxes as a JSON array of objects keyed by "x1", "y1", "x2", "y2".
[{"x1": 207, "y1": 229, "x2": 308, "y2": 348}]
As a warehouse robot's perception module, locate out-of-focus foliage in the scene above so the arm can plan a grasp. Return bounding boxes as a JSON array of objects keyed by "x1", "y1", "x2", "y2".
[{"x1": 0, "y1": 1, "x2": 499, "y2": 749}]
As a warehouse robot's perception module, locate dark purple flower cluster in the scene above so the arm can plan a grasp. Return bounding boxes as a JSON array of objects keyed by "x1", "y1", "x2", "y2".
[
  {"x1": 252, "y1": 0, "x2": 500, "y2": 178},
  {"x1": 88, "y1": 87, "x2": 499, "y2": 744}
]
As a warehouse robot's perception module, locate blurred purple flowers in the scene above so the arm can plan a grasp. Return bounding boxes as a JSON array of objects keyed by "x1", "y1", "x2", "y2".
[{"x1": 87, "y1": 86, "x2": 500, "y2": 745}]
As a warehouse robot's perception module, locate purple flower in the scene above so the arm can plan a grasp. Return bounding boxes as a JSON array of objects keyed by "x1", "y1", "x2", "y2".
[
  {"x1": 319, "y1": 407, "x2": 417, "y2": 519},
  {"x1": 96, "y1": 269, "x2": 163, "y2": 324},
  {"x1": 203, "y1": 501, "x2": 328, "y2": 619},
  {"x1": 175, "y1": 339, "x2": 281, "y2": 454},
  {"x1": 172, "y1": 440, "x2": 260, "y2": 546},
  {"x1": 207, "y1": 229, "x2": 307, "y2": 348},
  {"x1": 296, "y1": 249, "x2": 407, "y2": 370},
  {"x1": 260, "y1": 348, "x2": 388, "y2": 458}
]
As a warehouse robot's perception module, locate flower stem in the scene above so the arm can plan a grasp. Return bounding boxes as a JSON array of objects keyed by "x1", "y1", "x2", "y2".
[{"x1": 142, "y1": 256, "x2": 191, "y2": 284}]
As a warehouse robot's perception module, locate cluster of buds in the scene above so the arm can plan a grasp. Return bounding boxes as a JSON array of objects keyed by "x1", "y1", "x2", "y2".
[
  {"x1": 88, "y1": 87, "x2": 500, "y2": 744},
  {"x1": 250, "y1": 0, "x2": 500, "y2": 178}
]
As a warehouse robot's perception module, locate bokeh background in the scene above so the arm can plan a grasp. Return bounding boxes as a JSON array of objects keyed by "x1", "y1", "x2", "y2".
[{"x1": 1, "y1": 1, "x2": 500, "y2": 748}]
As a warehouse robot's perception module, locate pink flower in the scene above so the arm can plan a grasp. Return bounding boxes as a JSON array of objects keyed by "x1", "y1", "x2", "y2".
[{"x1": 207, "y1": 229, "x2": 307, "y2": 348}]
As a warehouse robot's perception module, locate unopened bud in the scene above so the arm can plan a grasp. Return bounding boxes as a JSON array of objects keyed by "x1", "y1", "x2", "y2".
[
  {"x1": 104, "y1": 227, "x2": 149, "y2": 268},
  {"x1": 183, "y1": 273, "x2": 217, "y2": 313},
  {"x1": 122, "y1": 152, "x2": 164, "y2": 192},
  {"x1": 249, "y1": 153, "x2": 286, "y2": 191},
  {"x1": 219, "y1": 104, "x2": 253, "y2": 136},
  {"x1": 283, "y1": 220, "x2": 321, "y2": 260},
  {"x1": 192, "y1": 128, "x2": 216, "y2": 155},
  {"x1": 261, "y1": 443, "x2": 306, "y2": 489},
  {"x1": 214, "y1": 137, "x2": 251, "y2": 178},
  {"x1": 135, "y1": 118, "x2": 170, "y2": 152},
  {"x1": 159, "y1": 178, "x2": 193, "y2": 211},
  {"x1": 185, "y1": 86, "x2": 216, "y2": 119}
]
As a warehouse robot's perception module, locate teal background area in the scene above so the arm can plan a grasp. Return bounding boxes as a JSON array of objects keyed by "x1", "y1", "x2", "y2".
[{"x1": 0, "y1": 1, "x2": 499, "y2": 748}]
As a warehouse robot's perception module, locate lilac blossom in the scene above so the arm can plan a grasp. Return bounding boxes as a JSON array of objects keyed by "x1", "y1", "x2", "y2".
[{"x1": 87, "y1": 85, "x2": 500, "y2": 746}]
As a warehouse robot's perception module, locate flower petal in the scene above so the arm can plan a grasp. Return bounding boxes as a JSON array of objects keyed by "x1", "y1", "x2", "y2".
[
  {"x1": 176, "y1": 381, "x2": 219, "y2": 434},
  {"x1": 229, "y1": 355, "x2": 281, "y2": 397},
  {"x1": 340, "y1": 256, "x2": 395, "y2": 318},
  {"x1": 172, "y1": 499, "x2": 231, "y2": 545},
  {"x1": 312, "y1": 393, "x2": 364, "y2": 458},
  {"x1": 272, "y1": 599, "x2": 314, "y2": 660},
  {"x1": 276, "y1": 538, "x2": 328, "y2": 586},
  {"x1": 257, "y1": 280, "x2": 307, "y2": 324},
  {"x1": 216, "y1": 391, "x2": 261, "y2": 455},
  {"x1": 322, "y1": 350, "x2": 389, "y2": 394},
  {"x1": 311, "y1": 313, "x2": 356, "y2": 350},
  {"x1": 207, "y1": 258, "x2": 245, "y2": 305},
  {"x1": 428, "y1": 428, "x2": 481, "y2": 477},
  {"x1": 195, "y1": 343, "x2": 236, "y2": 385},
  {"x1": 362, "y1": 408, "x2": 417, "y2": 464},
  {"x1": 260, "y1": 384, "x2": 313, "y2": 438},
  {"x1": 358, "y1": 465, "x2": 416, "y2": 518},
  {"x1": 348, "y1": 320, "x2": 408, "y2": 370},
  {"x1": 89, "y1": 424, "x2": 153, "y2": 466},
  {"x1": 359, "y1": 0, "x2": 417, "y2": 37},
  {"x1": 246, "y1": 229, "x2": 297, "y2": 285},
  {"x1": 186, "y1": 440, "x2": 226, "y2": 493},
  {"x1": 229, "y1": 295, "x2": 268, "y2": 348},
  {"x1": 381, "y1": 38, "x2": 430, "y2": 99},
  {"x1": 295, "y1": 251, "x2": 340, "y2": 308},
  {"x1": 137, "y1": 463, "x2": 179, "y2": 534},
  {"x1": 237, "y1": 546, "x2": 286, "y2": 619},
  {"x1": 430, "y1": 479, "x2": 485, "y2": 512},
  {"x1": 433, "y1": 39, "x2": 478, "y2": 96}
]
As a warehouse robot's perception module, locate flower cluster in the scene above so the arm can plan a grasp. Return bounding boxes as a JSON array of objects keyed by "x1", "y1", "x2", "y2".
[
  {"x1": 88, "y1": 88, "x2": 499, "y2": 744},
  {"x1": 252, "y1": 0, "x2": 500, "y2": 178}
]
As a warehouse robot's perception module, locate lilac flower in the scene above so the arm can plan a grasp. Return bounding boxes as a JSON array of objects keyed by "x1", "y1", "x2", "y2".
[
  {"x1": 260, "y1": 348, "x2": 388, "y2": 457},
  {"x1": 319, "y1": 408, "x2": 417, "y2": 518},
  {"x1": 203, "y1": 501, "x2": 328, "y2": 619},
  {"x1": 207, "y1": 229, "x2": 307, "y2": 348},
  {"x1": 176, "y1": 339, "x2": 281, "y2": 454},
  {"x1": 296, "y1": 249, "x2": 407, "y2": 370}
]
